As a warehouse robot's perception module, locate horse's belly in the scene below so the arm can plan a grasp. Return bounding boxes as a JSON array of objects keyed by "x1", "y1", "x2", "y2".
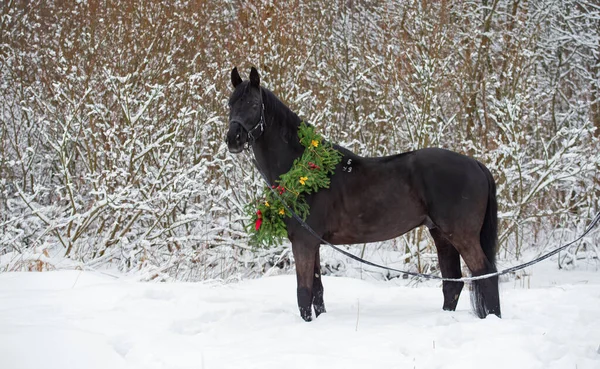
[{"x1": 328, "y1": 212, "x2": 425, "y2": 245}]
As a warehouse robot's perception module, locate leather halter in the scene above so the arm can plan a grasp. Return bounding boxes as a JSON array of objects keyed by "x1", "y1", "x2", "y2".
[{"x1": 229, "y1": 88, "x2": 266, "y2": 149}]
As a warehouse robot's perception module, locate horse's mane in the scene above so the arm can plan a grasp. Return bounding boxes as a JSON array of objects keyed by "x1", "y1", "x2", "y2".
[{"x1": 261, "y1": 86, "x2": 305, "y2": 143}]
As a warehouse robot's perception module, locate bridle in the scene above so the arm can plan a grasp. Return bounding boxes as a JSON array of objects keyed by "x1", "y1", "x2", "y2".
[{"x1": 229, "y1": 87, "x2": 266, "y2": 150}]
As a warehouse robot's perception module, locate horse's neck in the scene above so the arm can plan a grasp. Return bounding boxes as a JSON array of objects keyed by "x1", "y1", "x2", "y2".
[{"x1": 252, "y1": 107, "x2": 303, "y2": 184}]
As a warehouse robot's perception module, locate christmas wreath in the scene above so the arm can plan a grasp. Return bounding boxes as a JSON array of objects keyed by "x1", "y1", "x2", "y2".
[{"x1": 245, "y1": 122, "x2": 342, "y2": 248}]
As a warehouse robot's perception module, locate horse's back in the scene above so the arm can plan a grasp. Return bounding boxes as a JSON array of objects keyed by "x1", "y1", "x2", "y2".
[{"x1": 411, "y1": 147, "x2": 487, "y2": 180}]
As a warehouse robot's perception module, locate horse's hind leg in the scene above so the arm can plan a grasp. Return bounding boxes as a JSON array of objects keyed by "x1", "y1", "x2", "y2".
[
  {"x1": 451, "y1": 234, "x2": 501, "y2": 318},
  {"x1": 312, "y1": 248, "x2": 326, "y2": 317},
  {"x1": 430, "y1": 229, "x2": 464, "y2": 311},
  {"x1": 472, "y1": 268, "x2": 501, "y2": 318}
]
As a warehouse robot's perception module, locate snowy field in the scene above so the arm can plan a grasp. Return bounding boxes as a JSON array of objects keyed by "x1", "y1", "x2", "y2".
[{"x1": 1, "y1": 263, "x2": 599, "y2": 369}]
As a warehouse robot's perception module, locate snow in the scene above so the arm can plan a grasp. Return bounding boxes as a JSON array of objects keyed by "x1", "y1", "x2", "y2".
[{"x1": 1, "y1": 265, "x2": 599, "y2": 369}]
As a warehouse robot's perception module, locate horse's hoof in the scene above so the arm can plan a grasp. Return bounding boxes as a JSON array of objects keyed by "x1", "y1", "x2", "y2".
[
  {"x1": 442, "y1": 301, "x2": 458, "y2": 311},
  {"x1": 488, "y1": 308, "x2": 501, "y2": 318},
  {"x1": 314, "y1": 304, "x2": 327, "y2": 317},
  {"x1": 300, "y1": 307, "x2": 312, "y2": 322}
]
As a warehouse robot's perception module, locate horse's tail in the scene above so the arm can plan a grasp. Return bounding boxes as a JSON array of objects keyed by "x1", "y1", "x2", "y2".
[
  {"x1": 479, "y1": 162, "x2": 498, "y2": 268},
  {"x1": 471, "y1": 162, "x2": 501, "y2": 318}
]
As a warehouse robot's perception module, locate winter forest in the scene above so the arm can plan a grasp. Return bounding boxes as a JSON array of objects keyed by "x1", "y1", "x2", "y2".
[{"x1": 1, "y1": 0, "x2": 599, "y2": 281}]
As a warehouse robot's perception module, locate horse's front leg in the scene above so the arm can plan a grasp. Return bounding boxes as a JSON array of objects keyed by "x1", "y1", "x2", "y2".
[
  {"x1": 291, "y1": 241, "x2": 318, "y2": 321},
  {"x1": 312, "y1": 247, "x2": 326, "y2": 317}
]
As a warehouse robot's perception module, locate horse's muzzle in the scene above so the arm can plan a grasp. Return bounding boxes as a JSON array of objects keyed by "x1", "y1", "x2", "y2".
[{"x1": 226, "y1": 121, "x2": 246, "y2": 153}]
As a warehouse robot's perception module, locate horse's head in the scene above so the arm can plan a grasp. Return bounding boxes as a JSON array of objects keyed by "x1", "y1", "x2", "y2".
[{"x1": 226, "y1": 67, "x2": 265, "y2": 153}]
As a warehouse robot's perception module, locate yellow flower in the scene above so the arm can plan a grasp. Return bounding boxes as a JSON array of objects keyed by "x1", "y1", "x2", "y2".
[
  {"x1": 279, "y1": 208, "x2": 285, "y2": 215},
  {"x1": 299, "y1": 176, "x2": 308, "y2": 185},
  {"x1": 311, "y1": 140, "x2": 319, "y2": 148},
  {"x1": 265, "y1": 201, "x2": 270, "y2": 207}
]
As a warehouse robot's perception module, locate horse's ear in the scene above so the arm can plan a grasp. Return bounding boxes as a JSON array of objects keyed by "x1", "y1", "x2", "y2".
[
  {"x1": 249, "y1": 67, "x2": 260, "y2": 87},
  {"x1": 231, "y1": 67, "x2": 243, "y2": 88}
]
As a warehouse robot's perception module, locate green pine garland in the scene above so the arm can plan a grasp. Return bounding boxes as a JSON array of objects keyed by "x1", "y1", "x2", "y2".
[{"x1": 245, "y1": 122, "x2": 342, "y2": 248}]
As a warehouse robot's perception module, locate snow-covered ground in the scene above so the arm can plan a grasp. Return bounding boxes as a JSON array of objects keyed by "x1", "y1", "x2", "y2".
[{"x1": 1, "y1": 263, "x2": 599, "y2": 369}]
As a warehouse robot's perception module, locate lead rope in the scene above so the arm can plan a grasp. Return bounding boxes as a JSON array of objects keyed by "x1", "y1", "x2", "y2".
[{"x1": 249, "y1": 157, "x2": 600, "y2": 282}]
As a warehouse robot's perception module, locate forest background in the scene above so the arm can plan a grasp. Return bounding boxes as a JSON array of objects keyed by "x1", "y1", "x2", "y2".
[{"x1": 1, "y1": 0, "x2": 598, "y2": 281}]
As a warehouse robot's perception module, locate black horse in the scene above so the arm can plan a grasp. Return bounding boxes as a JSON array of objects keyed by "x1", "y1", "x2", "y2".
[{"x1": 226, "y1": 67, "x2": 501, "y2": 321}]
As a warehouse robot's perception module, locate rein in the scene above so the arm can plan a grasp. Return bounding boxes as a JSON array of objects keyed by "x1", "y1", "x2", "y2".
[{"x1": 250, "y1": 158, "x2": 600, "y2": 282}]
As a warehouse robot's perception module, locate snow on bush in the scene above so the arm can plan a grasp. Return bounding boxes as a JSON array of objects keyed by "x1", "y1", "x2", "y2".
[{"x1": 0, "y1": 0, "x2": 598, "y2": 280}]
